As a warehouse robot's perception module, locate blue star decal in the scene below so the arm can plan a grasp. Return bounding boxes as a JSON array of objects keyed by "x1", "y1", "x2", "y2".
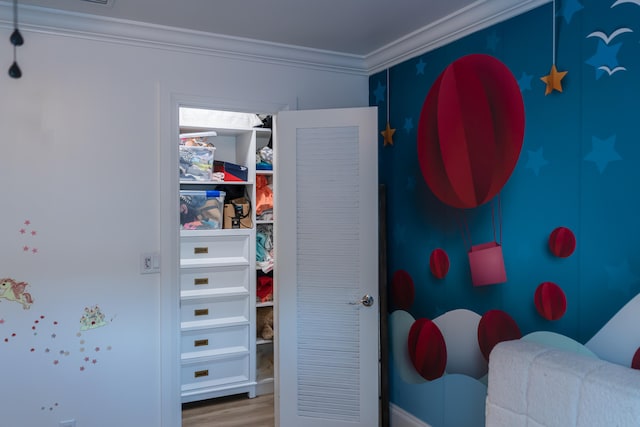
[
  {"x1": 416, "y1": 58, "x2": 426, "y2": 75},
  {"x1": 517, "y1": 72, "x2": 533, "y2": 92},
  {"x1": 584, "y1": 135, "x2": 622, "y2": 173},
  {"x1": 585, "y1": 41, "x2": 622, "y2": 80},
  {"x1": 605, "y1": 258, "x2": 640, "y2": 295},
  {"x1": 526, "y1": 147, "x2": 549, "y2": 176},
  {"x1": 373, "y1": 80, "x2": 386, "y2": 104},
  {"x1": 558, "y1": 0, "x2": 583, "y2": 24},
  {"x1": 404, "y1": 117, "x2": 414, "y2": 133},
  {"x1": 486, "y1": 31, "x2": 500, "y2": 51}
]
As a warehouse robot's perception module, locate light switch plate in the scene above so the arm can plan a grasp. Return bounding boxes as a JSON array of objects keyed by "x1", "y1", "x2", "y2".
[{"x1": 140, "y1": 252, "x2": 160, "y2": 274}]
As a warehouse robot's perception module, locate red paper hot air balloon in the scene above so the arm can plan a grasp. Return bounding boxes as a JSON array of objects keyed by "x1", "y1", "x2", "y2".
[
  {"x1": 429, "y1": 248, "x2": 450, "y2": 279},
  {"x1": 417, "y1": 54, "x2": 525, "y2": 209},
  {"x1": 417, "y1": 54, "x2": 524, "y2": 286}
]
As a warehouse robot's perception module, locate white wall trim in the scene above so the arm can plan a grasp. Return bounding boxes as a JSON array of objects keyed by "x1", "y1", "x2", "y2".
[
  {"x1": 391, "y1": 403, "x2": 433, "y2": 427},
  {"x1": 365, "y1": 0, "x2": 551, "y2": 73},
  {"x1": 2, "y1": 0, "x2": 550, "y2": 77}
]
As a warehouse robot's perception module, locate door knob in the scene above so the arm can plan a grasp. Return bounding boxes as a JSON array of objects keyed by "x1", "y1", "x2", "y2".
[{"x1": 350, "y1": 294, "x2": 374, "y2": 307}]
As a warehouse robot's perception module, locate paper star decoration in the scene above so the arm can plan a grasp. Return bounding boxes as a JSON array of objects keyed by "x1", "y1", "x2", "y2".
[
  {"x1": 381, "y1": 122, "x2": 396, "y2": 146},
  {"x1": 540, "y1": 64, "x2": 568, "y2": 95}
]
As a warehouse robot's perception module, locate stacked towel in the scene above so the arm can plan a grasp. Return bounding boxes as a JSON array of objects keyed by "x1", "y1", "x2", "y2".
[{"x1": 486, "y1": 341, "x2": 640, "y2": 427}]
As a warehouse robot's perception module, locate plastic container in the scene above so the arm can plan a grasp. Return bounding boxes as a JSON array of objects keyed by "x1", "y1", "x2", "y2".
[
  {"x1": 179, "y1": 190, "x2": 225, "y2": 230},
  {"x1": 179, "y1": 146, "x2": 216, "y2": 181}
]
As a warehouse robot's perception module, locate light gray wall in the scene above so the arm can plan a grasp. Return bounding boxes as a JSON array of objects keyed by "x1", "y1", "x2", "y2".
[{"x1": 0, "y1": 8, "x2": 367, "y2": 427}]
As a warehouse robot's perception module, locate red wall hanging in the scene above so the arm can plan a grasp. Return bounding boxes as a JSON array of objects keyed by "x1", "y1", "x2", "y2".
[
  {"x1": 417, "y1": 54, "x2": 524, "y2": 286},
  {"x1": 417, "y1": 54, "x2": 525, "y2": 209},
  {"x1": 477, "y1": 309, "x2": 522, "y2": 361},
  {"x1": 632, "y1": 347, "x2": 640, "y2": 370},
  {"x1": 429, "y1": 248, "x2": 450, "y2": 279},
  {"x1": 390, "y1": 269, "x2": 415, "y2": 311},
  {"x1": 548, "y1": 226, "x2": 576, "y2": 258},
  {"x1": 534, "y1": 281, "x2": 567, "y2": 320},
  {"x1": 407, "y1": 318, "x2": 447, "y2": 380}
]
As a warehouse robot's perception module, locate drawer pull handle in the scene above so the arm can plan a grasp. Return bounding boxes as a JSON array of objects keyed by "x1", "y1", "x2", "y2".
[
  {"x1": 194, "y1": 308, "x2": 209, "y2": 316},
  {"x1": 194, "y1": 247, "x2": 209, "y2": 254},
  {"x1": 194, "y1": 369, "x2": 209, "y2": 378},
  {"x1": 194, "y1": 339, "x2": 209, "y2": 347},
  {"x1": 194, "y1": 278, "x2": 209, "y2": 285}
]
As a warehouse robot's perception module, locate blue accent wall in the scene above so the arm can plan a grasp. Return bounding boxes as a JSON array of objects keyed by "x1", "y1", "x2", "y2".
[{"x1": 372, "y1": 3, "x2": 640, "y2": 425}]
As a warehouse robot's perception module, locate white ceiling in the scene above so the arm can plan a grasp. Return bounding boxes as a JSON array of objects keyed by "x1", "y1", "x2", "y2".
[{"x1": 15, "y1": 0, "x2": 534, "y2": 57}]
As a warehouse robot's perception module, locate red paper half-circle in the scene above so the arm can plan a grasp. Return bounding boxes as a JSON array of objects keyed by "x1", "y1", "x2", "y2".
[
  {"x1": 417, "y1": 54, "x2": 525, "y2": 209},
  {"x1": 429, "y1": 248, "x2": 450, "y2": 279},
  {"x1": 534, "y1": 281, "x2": 567, "y2": 321},
  {"x1": 477, "y1": 309, "x2": 522, "y2": 361},
  {"x1": 408, "y1": 318, "x2": 447, "y2": 380},
  {"x1": 632, "y1": 347, "x2": 640, "y2": 370},
  {"x1": 549, "y1": 226, "x2": 576, "y2": 258},
  {"x1": 391, "y1": 269, "x2": 415, "y2": 311}
]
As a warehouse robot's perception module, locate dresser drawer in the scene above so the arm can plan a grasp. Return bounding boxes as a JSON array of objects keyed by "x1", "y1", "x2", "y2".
[
  {"x1": 181, "y1": 295, "x2": 249, "y2": 326},
  {"x1": 181, "y1": 353, "x2": 250, "y2": 391},
  {"x1": 180, "y1": 265, "x2": 249, "y2": 295},
  {"x1": 181, "y1": 324, "x2": 249, "y2": 357},
  {"x1": 180, "y1": 234, "x2": 250, "y2": 264}
]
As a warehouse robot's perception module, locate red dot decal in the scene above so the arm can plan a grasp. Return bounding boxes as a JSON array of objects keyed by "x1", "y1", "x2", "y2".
[
  {"x1": 534, "y1": 281, "x2": 567, "y2": 320},
  {"x1": 391, "y1": 270, "x2": 415, "y2": 311},
  {"x1": 407, "y1": 318, "x2": 447, "y2": 380},
  {"x1": 429, "y1": 248, "x2": 450, "y2": 279},
  {"x1": 477, "y1": 309, "x2": 522, "y2": 361},
  {"x1": 549, "y1": 226, "x2": 576, "y2": 258}
]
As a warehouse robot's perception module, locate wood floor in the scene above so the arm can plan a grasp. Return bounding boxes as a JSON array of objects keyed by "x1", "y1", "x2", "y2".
[{"x1": 182, "y1": 394, "x2": 275, "y2": 427}]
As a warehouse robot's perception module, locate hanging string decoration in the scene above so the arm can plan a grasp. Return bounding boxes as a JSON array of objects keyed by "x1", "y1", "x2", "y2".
[
  {"x1": 541, "y1": 0, "x2": 567, "y2": 94},
  {"x1": 9, "y1": 0, "x2": 23, "y2": 78},
  {"x1": 381, "y1": 69, "x2": 396, "y2": 146}
]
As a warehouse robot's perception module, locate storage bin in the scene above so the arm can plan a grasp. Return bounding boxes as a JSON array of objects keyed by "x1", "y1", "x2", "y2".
[
  {"x1": 180, "y1": 190, "x2": 225, "y2": 230},
  {"x1": 214, "y1": 160, "x2": 248, "y2": 182},
  {"x1": 180, "y1": 146, "x2": 216, "y2": 181}
]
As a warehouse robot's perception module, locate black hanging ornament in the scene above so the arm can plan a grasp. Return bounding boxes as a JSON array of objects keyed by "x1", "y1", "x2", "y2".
[
  {"x1": 8, "y1": 0, "x2": 23, "y2": 79},
  {"x1": 9, "y1": 58, "x2": 21, "y2": 78}
]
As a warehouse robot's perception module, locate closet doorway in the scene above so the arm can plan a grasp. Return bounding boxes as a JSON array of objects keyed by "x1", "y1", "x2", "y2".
[
  {"x1": 161, "y1": 94, "x2": 380, "y2": 427},
  {"x1": 175, "y1": 104, "x2": 279, "y2": 425}
]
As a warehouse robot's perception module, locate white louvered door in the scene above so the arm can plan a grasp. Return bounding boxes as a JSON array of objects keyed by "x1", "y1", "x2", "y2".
[{"x1": 275, "y1": 107, "x2": 379, "y2": 427}]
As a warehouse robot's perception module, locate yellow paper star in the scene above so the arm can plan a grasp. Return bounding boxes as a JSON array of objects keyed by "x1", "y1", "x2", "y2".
[
  {"x1": 381, "y1": 122, "x2": 396, "y2": 146},
  {"x1": 540, "y1": 64, "x2": 568, "y2": 95}
]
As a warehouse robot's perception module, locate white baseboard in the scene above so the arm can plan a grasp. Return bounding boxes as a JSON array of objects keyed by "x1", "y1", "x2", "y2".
[{"x1": 390, "y1": 403, "x2": 432, "y2": 427}]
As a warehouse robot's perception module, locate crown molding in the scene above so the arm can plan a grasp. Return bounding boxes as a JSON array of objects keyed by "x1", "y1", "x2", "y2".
[
  {"x1": 0, "y1": 0, "x2": 550, "y2": 77},
  {"x1": 365, "y1": 0, "x2": 551, "y2": 74},
  {"x1": 0, "y1": 2, "x2": 368, "y2": 75}
]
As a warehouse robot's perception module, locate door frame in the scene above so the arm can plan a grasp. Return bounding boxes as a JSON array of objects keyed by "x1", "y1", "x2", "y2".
[{"x1": 159, "y1": 89, "x2": 294, "y2": 427}]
